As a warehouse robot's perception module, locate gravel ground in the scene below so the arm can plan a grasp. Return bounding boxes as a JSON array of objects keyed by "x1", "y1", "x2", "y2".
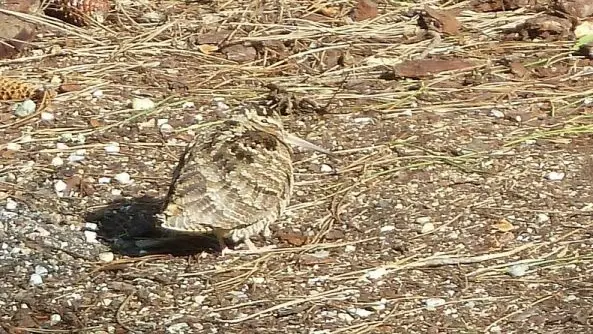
[{"x1": 1, "y1": 0, "x2": 593, "y2": 333}]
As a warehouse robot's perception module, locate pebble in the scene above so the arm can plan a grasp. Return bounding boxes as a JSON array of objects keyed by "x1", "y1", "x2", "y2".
[
  {"x1": 34, "y1": 265, "x2": 48, "y2": 276},
  {"x1": 98, "y1": 252, "x2": 114, "y2": 262},
  {"x1": 29, "y1": 273, "x2": 43, "y2": 286},
  {"x1": 416, "y1": 216, "x2": 431, "y2": 224},
  {"x1": 54, "y1": 180, "x2": 68, "y2": 196},
  {"x1": 13, "y1": 99, "x2": 36, "y2": 117},
  {"x1": 344, "y1": 245, "x2": 356, "y2": 253},
  {"x1": 320, "y1": 164, "x2": 333, "y2": 173},
  {"x1": 160, "y1": 123, "x2": 174, "y2": 133},
  {"x1": 111, "y1": 189, "x2": 122, "y2": 196},
  {"x1": 489, "y1": 109, "x2": 505, "y2": 118},
  {"x1": 365, "y1": 267, "x2": 388, "y2": 280},
  {"x1": 132, "y1": 98, "x2": 155, "y2": 111},
  {"x1": 157, "y1": 118, "x2": 169, "y2": 127},
  {"x1": 98, "y1": 177, "x2": 111, "y2": 184},
  {"x1": 92, "y1": 90, "x2": 104, "y2": 98},
  {"x1": 56, "y1": 143, "x2": 69, "y2": 150},
  {"x1": 380, "y1": 225, "x2": 395, "y2": 233},
  {"x1": 420, "y1": 222, "x2": 435, "y2": 234},
  {"x1": 182, "y1": 101, "x2": 195, "y2": 109},
  {"x1": 536, "y1": 213, "x2": 550, "y2": 224},
  {"x1": 347, "y1": 307, "x2": 373, "y2": 318},
  {"x1": 337, "y1": 313, "x2": 354, "y2": 323},
  {"x1": 166, "y1": 323, "x2": 190, "y2": 333},
  {"x1": 51, "y1": 157, "x2": 64, "y2": 167},
  {"x1": 49, "y1": 314, "x2": 61, "y2": 326},
  {"x1": 6, "y1": 143, "x2": 21, "y2": 151},
  {"x1": 40, "y1": 112, "x2": 55, "y2": 121},
  {"x1": 507, "y1": 263, "x2": 529, "y2": 277},
  {"x1": 545, "y1": 171, "x2": 565, "y2": 181},
  {"x1": 84, "y1": 230, "x2": 98, "y2": 243},
  {"x1": 424, "y1": 297, "x2": 446, "y2": 310},
  {"x1": 114, "y1": 172, "x2": 131, "y2": 184},
  {"x1": 68, "y1": 153, "x2": 85, "y2": 163},
  {"x1": 5, "y1": 198, "x2": 17, "y2": 211},
  {"x1": 104, "y1": 142, "x2": 120, "y2": 153},
  {"x1": 85, "y1": 222, "x2": 98, "y2": 230}
]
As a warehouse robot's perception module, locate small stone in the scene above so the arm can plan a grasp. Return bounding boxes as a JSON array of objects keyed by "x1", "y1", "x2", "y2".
[
  {"x1": 104, "y1": 142, "x2": 120, "y2": 153},
  {"x1": 344, "y1": 245, "x2": 356, "y2": 253},
  {"x1": 40, "y1": 112, "x2": 55, "y2": 121},
  {"x1": 365, "y1": 267, "x2": 388, "y2": 280},
  {"x1": 6, "y1": 143, "x2": 21, "y2": 151},
  {"x1": 68, "y1": 153, "x2": 85, "y2": 163},
  {"x1": 380, "y1": 225, "x2": 395, "y2": 233},
  {"x1": 49, "y1": 314, "x2": 61, "y2": 326},
  {"x1": 489, "y1": 109, "x2": 505, "y2": 118},
  {"x1": 98, "y1": 252, "x2": 114, "y2": 262},
  {"x1": 320, "y1": 164, "x2": 333, "y2": 173},
  {"x1": 160, "y1": 123, "x2": 174, "y2": 133},
  {"x1": 98, "y1": 177, "x2": 111, "y2": 184},
  {"x1": 13, "y1": 99, "x2": 36, "y2": 117},
  {"x1": 51, "y1": 157, "x2": 64, "y2": 167},
  {"x1": 111, "y1": 189, "x2": 122, "y2": 196},
  {"x1": 545, "y1": 171, "x2": 565, "y2": 181},
  {"x1": 131, "y1": 98, "x2": 155, "y2": 111},
  {"x1": 337, "y1": 313, "x2": 354, "y2": 323},
  {"x1": 348, "y1": 307, "x2": 373, "y2": 318},
  {"x1": 424, "y1": 297, "x2": 446, "y2": 310},
  {"x1": 34, "y1": 265, "x2": 48, "y2": 276},
  {"x1": 114, "y1": 172, "x2": 131, "y2": 184},
  {"x1": 536, "y1": 213, "x2": 550, "y2": 224},
  {"x1": 84, "y1": 230, "x2": 98, "y2": 243},
  {"x1": 157, "y1": 118, "x2": 168, "y2": 127},
  {"x1": 182, "y1": 101, "x2": 195, "y2": 109},
  {"x1": 5, "y1": 198, "x2": 17, "y2": 211},
  {"x1": 167, "y1": 323, "x2": 190, "y2": 333},
  {"x1": 85, "y1": 222, "x2": 98, "y2": 230},
  {"x1": 56, "y1": 143, "x2": 69, "y2": 150},
  {"x1": 29, "y1": 273, "x2": 43, "y2": 285},
  {"x1": 416, "y1": 216, "x2": 431, "y2": 224},
  {"x1": 92, "y1": 90, "x2": 103, "y2": 98},
  {"x1": 420, "y1": 222, "x2": 435, "y2": 234},
  {"x1": 507, "y1": 263, "x2": 529, "y2": 277},
  {"x1": 54, "y1": 180, "x2": 68, "y2": 196}
]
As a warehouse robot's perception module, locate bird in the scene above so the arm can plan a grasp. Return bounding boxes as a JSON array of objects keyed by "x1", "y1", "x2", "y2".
[{"x1": 155, "y1": 103, "x2": 331, "y2": 255}]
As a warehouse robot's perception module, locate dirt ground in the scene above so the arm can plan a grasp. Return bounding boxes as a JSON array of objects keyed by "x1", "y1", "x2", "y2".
[{"x1": 1, "y1": 0, "x2": 593, "y2": 333}]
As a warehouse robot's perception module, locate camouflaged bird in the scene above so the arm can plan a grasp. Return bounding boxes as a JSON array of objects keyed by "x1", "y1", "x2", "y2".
[{"x1": 156, "y1": 104, "x2": 331, "y2": 255}]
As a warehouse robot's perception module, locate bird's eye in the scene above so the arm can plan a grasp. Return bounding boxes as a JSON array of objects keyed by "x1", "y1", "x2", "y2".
[{"x1": 260, "y1": 119, "x2": 269, "y2": 124}]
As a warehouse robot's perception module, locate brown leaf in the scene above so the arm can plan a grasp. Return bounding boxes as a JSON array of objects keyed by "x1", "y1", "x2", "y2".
[
  {"x1": 64, "y1": 175, "x2": 81, "y2": 196},
  {"x1": 89, "y1": 118, "x2": 102, "y2": 127},
  {"x1": 0, "y1": 13, "x2": 37, "y2": 59},
  {"x1": 197, "y1": 44, "x2": 219, "y2": 55},
  {"x1": 391, "y1": 59, "x2": 476, "y2": 79},
  {"x1": 350, "y1": 0, "x2": 378, "y2": 21},
  {"x1": 58, "y1": 83, "x2": 82, "y2": 93},
  {"x1": 555, "y1": 0, "x2": 593, "y2": 18},
  {"x1": 221, "y1": 44, "x2": 257, "y2": 63},
  {"x1": 492, "y1": 218, "x2": 516, "y2": 232},
  {"x1": 509, "y1": 61, "x2": 529, "y2": 78},
  {"x1": 317, "y1": 6, "x2": 341, "y2": 17},
  {"x1": 422, "y1": 6, "x2": 461, "y2": 35},
  {"x1": 195, "y1": 30, "x2": 233, "y2": 45},
  {"x1": 277, "y1": 231, "x2": 307, "y2": 246},
  {"x1": 1, "y1": 0, "x2": 41, "y2": 12}
]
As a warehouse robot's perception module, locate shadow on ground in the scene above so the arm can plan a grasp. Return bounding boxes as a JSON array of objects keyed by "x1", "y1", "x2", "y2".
[{"x1": 84, "y1": 195, "x2": 219, "y2": 257}]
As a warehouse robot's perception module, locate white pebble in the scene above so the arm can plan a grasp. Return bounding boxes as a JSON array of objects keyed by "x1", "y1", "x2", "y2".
[
  {"x1": 320, "y1": 164, "x2": 333, "y2": 173},
  {"x1": 85, "y1": 222, "x2": 98, "y2": 230},
  {"x1": 5, "y1": 198, "x2": 17, "y2": 211},
  {"x1": 98, "y1": 177, "x2": 111, "y2": 184},
  {"x1": 365, "y1": 267, "x2": 388, "y2": 280},
  {"x1": 248, "y1": 277, "x2": 265, "y2": 284},
  {"x1": 157, "y1": 118, "x2": 169, "y2": 127},
  {"x1": 489, "y1": 109, "x2": 505, "y2": 118},
  {"x1": 160, "y1": 123, "x2": 174, "y2": 133},
  {"x1": 68, "y1": 153, "x2": 85, "y2": 163},
  {"x1": 34, "y1": 265, "x2": 48, "y2": 276},
  {"x1": 40, "y1": 112, "x2": 55, "y2": 121},
  {"x1": 545, "y1": 171, "x2": 565, "y2": 181},
  {"x1": 416, "y1": 216, "x2": 431, "y2": 224},
  {"x1": 49, "y1": 314, "x2": 61, "y2": 326},
  {"x1": 56, "y1": 143, "x2": 69, "y2": 150},
  {"x1": 182, "y1": 101, "x2": 195, "y2": 109},
  {"x1": 424, "y1": 297, "x2": 446, "y2": 310},
  {"x1": 6, "y1": 142, "x2": 21, "y2": 151},
  {"x1": 507, "y1": 263, "x2": 529, "y2": 277},
  {"x1": 98, "y1": 252, "x2": 114, "y2": 262},
  {"x1": 104, "y1": 142, "x2": 120, "y2": 153},
  {"x1": 111, "y1": 189, "x2": 122, "y2": 196},
  {"x1": 29, "y1": 274, "x2": 43, "y2": 285},
  {"x1": 421, "y1": 222, "x2": 435, "y2": 234},
  {"x1": 13, "y1": 99, "x2": 36, "y2": 117},
  {"x1": 54, "y1": 180, "x2": 68, "y2": 196},
  {"x1": 92, "y1": 90, "x2": 104, "y2": 98},
  {"x1": 166, "y1": 323, "x2": 190, "y2": 333},
  {"x1": 114, "y1": 172, "x2": 131, "y2": 184},
  {"x1": 380, "y1": 225, "x2": 395, "y2": 233},
  {"x1": 84, "y1": 230, "x2": 98, "y2": 243},
  {"x1": 344, "y1": 245, "x2": 356, "y2": 253},
  {"x1": 347, "y1": 307, "x2": 373, "y2": 318},
  {"x1": 51, "y1": 156, "x2": 64, "y2": 167},
  {"x1": 536, "y1": 213, "x2": 550, "y2": 223},
  {"x1": 132, "y1": 98, "x2": 155, "y2": 111}
]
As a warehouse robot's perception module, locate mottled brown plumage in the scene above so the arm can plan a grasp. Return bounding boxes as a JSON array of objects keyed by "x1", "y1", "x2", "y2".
[{"x1": 157, "y1": 104, "x2": 321, "y2": 254}]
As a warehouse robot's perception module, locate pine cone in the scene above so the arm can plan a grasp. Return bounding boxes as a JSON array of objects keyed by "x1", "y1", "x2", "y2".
[{"x1": 45, "y1": 0, "x2": 111, "y2": 27}]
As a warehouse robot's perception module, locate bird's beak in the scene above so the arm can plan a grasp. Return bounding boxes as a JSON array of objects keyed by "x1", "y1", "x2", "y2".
[{"x1": 285, "y1": 132, "x2": 332, "y2": 155}]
